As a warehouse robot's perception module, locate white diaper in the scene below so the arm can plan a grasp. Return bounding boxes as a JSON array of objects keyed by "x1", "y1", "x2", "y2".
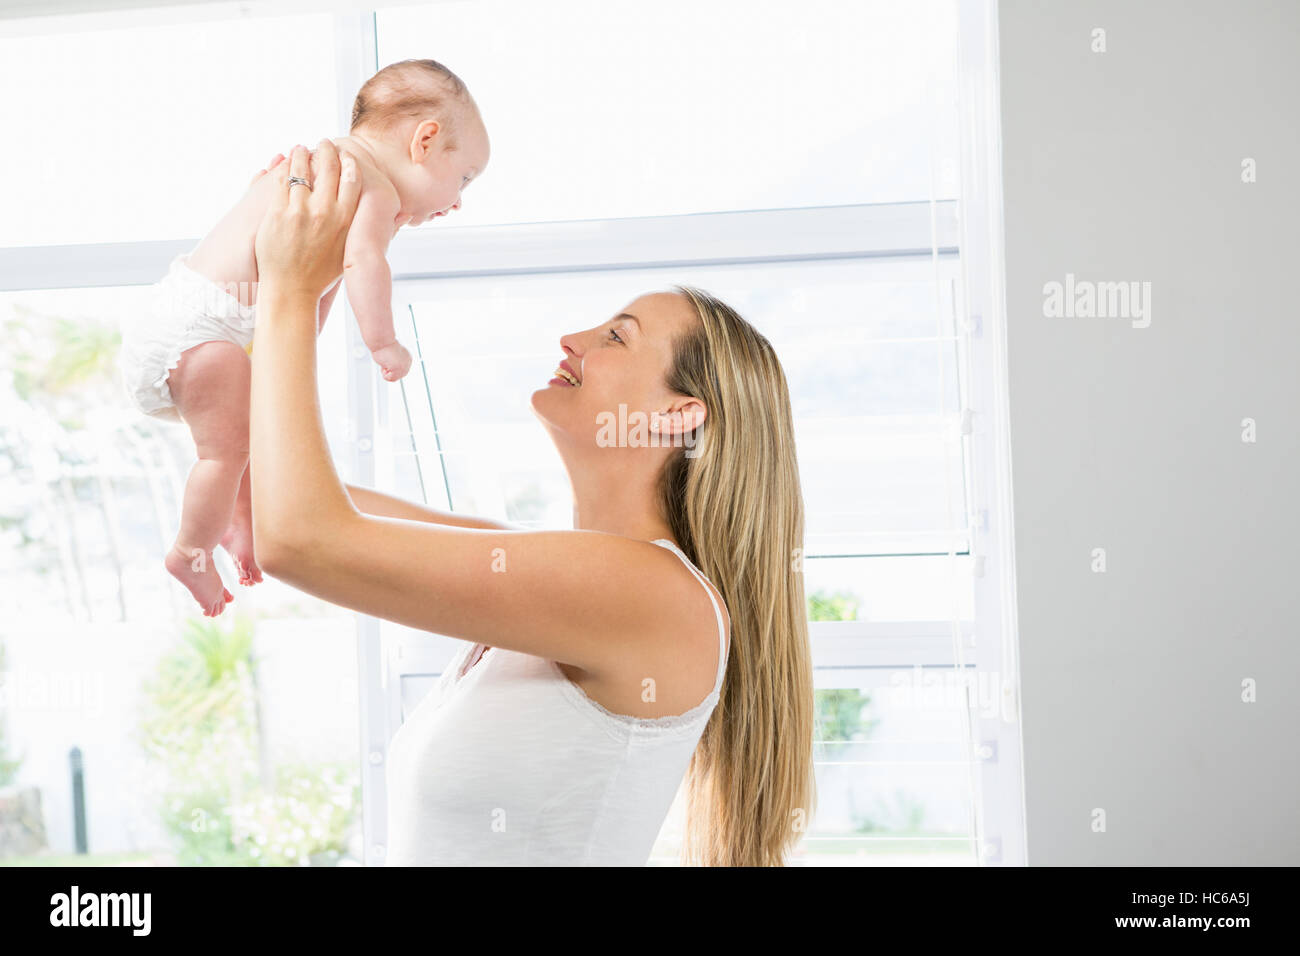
[{"x1": 117, "y1": 251, "x2": 257, "y2": 424}]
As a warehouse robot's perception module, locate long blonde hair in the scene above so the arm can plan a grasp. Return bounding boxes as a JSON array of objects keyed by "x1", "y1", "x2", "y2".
[{"x1": 659, "y1": 285, "x2": 817, "y2": 866}]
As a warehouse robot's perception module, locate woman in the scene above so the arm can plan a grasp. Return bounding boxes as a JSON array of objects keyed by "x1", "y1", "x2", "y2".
[{"x1": 250, "y1": 141, "x2": 815, "y2": 866}]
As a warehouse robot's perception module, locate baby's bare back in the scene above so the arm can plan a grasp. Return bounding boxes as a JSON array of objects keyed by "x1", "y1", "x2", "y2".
[{"x1": 184, "y1": 138, "x2": 384, "y2": 307}]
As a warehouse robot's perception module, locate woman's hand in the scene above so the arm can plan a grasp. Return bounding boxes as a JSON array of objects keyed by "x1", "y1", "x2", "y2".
[{"x1": 254, "y1": 140, "x2": 361, "y2": 303}]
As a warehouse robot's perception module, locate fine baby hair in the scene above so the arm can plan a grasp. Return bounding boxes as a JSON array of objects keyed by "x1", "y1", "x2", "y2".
[{"x1": 350, "y1": 58, "x2": 478, "y2": 146}]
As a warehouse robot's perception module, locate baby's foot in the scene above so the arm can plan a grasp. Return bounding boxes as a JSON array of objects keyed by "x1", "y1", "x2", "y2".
[
  {"x1": 220, "y1": 522, "x2": 263, "y2": 587},
  {"x1": 165, "y1": 544, "x2": 234, "y2": 616}
]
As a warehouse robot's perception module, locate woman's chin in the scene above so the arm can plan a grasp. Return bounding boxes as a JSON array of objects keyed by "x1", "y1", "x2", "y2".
[
  {"x1": 529, "y1": 391, "x2": 582, "y2": 433},
  {"x1": 528, "y1": 388, "x2": 559, "y2": 421},
  {"x1": 531, "y1": 382, "x2": 575, "y2": 403}
]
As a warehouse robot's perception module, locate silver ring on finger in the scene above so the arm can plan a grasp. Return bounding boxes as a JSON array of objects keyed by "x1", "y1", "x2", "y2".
[{"x1": 287, "y1": 176, "x2": 313, "y2": 190}]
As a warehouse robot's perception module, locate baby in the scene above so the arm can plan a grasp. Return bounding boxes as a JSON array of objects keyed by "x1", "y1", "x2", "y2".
[{"x1": 117, "y1": 59, "x2": 490, "y2": 616}]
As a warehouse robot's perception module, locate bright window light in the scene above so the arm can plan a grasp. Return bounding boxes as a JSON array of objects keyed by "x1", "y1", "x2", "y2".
[
  {"x1": 0, "y1": 12, "x2": 337, "y2": 248},
  {"x1": 376, "y1": 0, "x2": 960, "y2": 226}
]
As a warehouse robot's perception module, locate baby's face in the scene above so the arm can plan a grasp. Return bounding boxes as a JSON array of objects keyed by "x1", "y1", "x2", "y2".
[{"x1": 404, "y1": 110, "x2": 490, "y2": 225}]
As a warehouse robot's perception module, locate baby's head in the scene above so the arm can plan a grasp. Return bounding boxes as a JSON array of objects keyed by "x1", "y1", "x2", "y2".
[{"x1": 350, "y1": 58, "x2": 490, "y2": 225}]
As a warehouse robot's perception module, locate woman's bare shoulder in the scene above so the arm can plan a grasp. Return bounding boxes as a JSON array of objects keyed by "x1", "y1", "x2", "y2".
[
  {"x1": 571, "y1": 537, "x2": 729, "y2": 716},
  {"x1": 640, "y1": 539, "x2": 730, "y2": 661}
]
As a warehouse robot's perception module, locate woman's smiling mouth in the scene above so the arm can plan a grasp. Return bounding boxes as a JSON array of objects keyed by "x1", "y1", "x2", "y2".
[{"x1": 551, "y1": 366, "x2": 580, "y2": 387}]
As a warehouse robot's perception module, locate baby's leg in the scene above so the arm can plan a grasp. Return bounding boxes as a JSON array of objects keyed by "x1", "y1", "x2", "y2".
[
  {"x1": 211, "y1": 280, "x2": 335, "y2": 586},
  {"x1": 164, "y1": 341, "x2": 251, "y2": 616},
  {"x1": 220, "y1": 463, "x2": 263, "y2": 586}
]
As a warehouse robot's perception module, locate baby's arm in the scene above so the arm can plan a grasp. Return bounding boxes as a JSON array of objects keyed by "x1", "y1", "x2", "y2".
[{"x1": 343, "y1": 186, "x2": 412, "y2": 381}]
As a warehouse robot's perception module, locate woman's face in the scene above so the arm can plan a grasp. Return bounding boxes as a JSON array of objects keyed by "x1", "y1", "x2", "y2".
[{"x1": 530, "y1": 291, "x2": 702, "y2": 451}]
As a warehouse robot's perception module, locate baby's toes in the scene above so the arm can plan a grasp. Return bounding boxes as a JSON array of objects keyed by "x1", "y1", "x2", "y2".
[{"x1": 236, "y1": 554, "x2": 261, "y2": 585}]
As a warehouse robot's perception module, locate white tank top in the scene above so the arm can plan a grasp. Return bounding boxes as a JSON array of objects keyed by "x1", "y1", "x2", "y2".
[{"x1": 384, "y1": 538, "x2": 730, "y2": 866}]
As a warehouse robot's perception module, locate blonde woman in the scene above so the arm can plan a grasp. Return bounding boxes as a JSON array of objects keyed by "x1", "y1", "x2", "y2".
[{"x1": 249, "y1": 141, "x2": 816, "y2": 866}]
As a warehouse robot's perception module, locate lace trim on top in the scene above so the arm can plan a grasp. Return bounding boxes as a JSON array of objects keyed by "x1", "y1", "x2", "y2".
[{"x1": 549, "y1": 659, "x2": 721, "y2": 736}]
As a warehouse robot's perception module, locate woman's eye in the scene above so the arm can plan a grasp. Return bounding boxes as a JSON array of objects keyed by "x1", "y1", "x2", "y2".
[{"x1": 608, "y1": 328, "x2": 623, "y2": 343}]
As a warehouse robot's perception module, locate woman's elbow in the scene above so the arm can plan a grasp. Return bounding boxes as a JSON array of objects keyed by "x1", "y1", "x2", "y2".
[
  {"x1": 255, "y1": 511, "x2": 354, "y2": 579},
  {"x1": 253, "y1": 522, "x2": 302, "y2": 578}
]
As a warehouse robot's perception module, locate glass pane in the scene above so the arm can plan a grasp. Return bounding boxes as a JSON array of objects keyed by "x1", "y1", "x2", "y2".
[
  {"x1": 799, "y1": 667, "x2": 978, "y2": 866},
  {"x1": 386, "y1": 255, "x2": 968, "y2": 554},
  {"x1": 0, "y1": 285, "x2": 361, "y2": 865},
  {"x1": 804, "y1": 555, "x2": 975, "y2": 623},
  {"x1": 0, "y1": 12, "x2": 337, "y2": 248},
  {"x1": 376, "y1": 0, "x2": 961, "y2": 226}
]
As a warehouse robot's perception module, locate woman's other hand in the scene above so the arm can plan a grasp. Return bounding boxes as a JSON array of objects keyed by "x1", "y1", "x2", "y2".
[{"x1": 254, "y1": 140, "x2": 361, "y2": 302}]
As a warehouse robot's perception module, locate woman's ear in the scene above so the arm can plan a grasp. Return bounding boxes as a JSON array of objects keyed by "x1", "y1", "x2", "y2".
[{"x1": 651, "y1": 401, "x2": 707, "y2": 435}]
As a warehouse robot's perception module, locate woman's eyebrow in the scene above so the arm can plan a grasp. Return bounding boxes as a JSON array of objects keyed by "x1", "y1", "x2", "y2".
[{"x1": 615, "y1": 312, "x2": 641, "y2": 328}]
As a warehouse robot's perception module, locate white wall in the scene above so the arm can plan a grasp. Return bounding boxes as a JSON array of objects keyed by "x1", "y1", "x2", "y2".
[{"x1": 997, "y1": 0, "x2": 1299, "y2": 864}]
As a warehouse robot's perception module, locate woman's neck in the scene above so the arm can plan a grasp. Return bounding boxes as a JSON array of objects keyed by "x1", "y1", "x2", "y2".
[{"x1": 569, "y1": 474, "x2": 676, "y2": 545}]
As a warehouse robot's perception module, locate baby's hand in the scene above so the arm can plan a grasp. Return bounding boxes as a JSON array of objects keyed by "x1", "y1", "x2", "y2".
[{"x1": 372, "y1": 341, "x2": 413, "y2": 382}]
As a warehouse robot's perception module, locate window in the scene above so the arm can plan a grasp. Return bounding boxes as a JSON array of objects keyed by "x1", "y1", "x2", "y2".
[
  {"x1": 0, "y1": 10, "x2": 361, "y2": 866},
  {"x1": 377, "y1": 206, "x2": 982, "y2": 865},
  {"x1": 361, "y1": 0, "x2": 1022, "y2": 866}
]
